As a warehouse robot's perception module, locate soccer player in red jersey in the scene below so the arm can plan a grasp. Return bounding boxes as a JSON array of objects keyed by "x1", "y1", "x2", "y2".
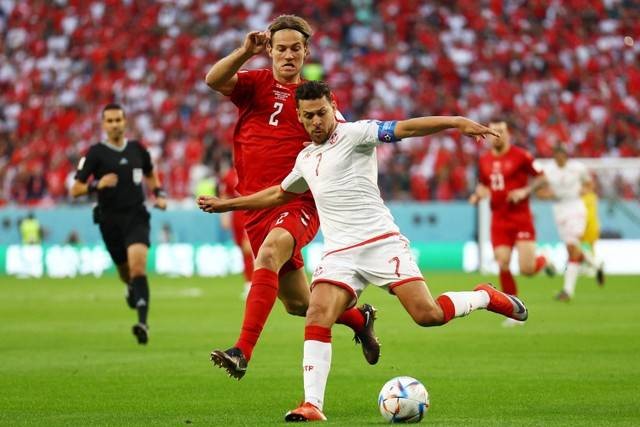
[
  {"x1": 218, "y1": 163, "x2": 254, "y2": 298},
  {"x1": 470, "y1": 121, "x2": 553, "y2": 324},
  {"x1": 204, "y1": 15, "x2": 378, "y2": 378}
]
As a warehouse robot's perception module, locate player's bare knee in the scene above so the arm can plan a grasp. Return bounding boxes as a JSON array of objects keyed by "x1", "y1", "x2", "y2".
[
  {"x1": 497, "y1": 260, "x2": 510, "y2": 271},
  {"x1": 520, "y1": 264, "x2": 535, "y2": 276},
  {"x1": 128, "y1": 263, "x2": 146, "y2": 278},
  {"x1": 256, "y1": 242, "x2": 284, "y2": 271},
  {"x1": 305, "y1": 302, "x2": 335, "y2": 324}
]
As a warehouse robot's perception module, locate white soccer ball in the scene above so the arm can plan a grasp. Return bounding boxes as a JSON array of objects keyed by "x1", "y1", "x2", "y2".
[{"x1": 378, "y1": 376, "x2": 429, "y2": 423}]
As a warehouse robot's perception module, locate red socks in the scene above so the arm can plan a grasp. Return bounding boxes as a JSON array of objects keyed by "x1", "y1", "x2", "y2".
[
  {"x1": 499, "y1": 269, "x2": 518, "y2": 296},
  {"x1": 235, "y1": 268, "x2": 278, "y2": 361},
  {"x1": 305, "y1": 325, "x2": 332, "y2": 343},
  {"x1": 534, "y1": 255, "x2": 547, "y2": 273},
  {"x1": 436, "y1": 295, "x2": 455, "y2": 323},
  {"x1": 335, "y1": 307, "x2": 365, "y2": 332}
]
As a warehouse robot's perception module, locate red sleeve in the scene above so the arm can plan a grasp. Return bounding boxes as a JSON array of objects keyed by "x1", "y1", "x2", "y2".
[
  {"x1": 478, "y1": 156, "x2": 489, "y2": 185},
  {"x1": 229, "y1": 69, "x2": 258, "y2": 108},
  {"x1": 521, "y1": 149, "x2": 541, "y2": 177}
]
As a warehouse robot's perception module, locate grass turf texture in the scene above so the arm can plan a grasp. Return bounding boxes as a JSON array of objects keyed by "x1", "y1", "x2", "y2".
[{"x1": 1, "y1": 273, "x2": 639, "y2": 426}]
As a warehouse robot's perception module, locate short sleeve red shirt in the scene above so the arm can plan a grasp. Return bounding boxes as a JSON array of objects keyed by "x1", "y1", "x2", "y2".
[
  {"x1": 229, "y1": 69, "x2": 315, "y2": 225},
  {"x1": 478, "y1": 145, "x2": 540, "y2": 221},
  {"x1": 230, "y1": 69, "x2": 309, "y2": 194}
]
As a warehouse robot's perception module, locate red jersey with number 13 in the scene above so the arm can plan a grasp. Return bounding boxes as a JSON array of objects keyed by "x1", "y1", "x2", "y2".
[{"x1": 478, "y1": 145, "x2": 541, "y2": 222}]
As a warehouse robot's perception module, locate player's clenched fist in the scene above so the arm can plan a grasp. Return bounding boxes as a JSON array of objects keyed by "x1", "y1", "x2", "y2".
[{"x1": 242, "y1": 31, "x2": 269, "y2": 55}]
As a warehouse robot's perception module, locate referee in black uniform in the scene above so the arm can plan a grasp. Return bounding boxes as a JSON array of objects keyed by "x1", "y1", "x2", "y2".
[{"x1": 70, "y1": 104, "x2": 167, "y2": 344}]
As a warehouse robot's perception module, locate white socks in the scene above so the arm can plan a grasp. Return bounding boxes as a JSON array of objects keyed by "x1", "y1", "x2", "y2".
[
  {"x1": 441, "y1": 291, "x2": 490, "y2": 318},
  {"x1": 303, "y1": 340, "x2": 332, "y2": 411},
  {"x1": 563, "y1": 262, "x2": 580, "y2": 297}
]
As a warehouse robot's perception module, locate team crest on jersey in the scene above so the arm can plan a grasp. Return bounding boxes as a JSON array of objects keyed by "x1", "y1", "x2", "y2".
[{"x1": 328, "y1": 132, "x2": 338, "y2": 145}]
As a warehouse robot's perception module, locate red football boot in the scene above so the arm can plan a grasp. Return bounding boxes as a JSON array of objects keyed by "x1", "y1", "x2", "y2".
[
  {"x1": 284, "y1": 402, "x2": 327, "y2": 422},
  {"x1": 474, "y1": 283, "x2": 528, "y2": 321}
]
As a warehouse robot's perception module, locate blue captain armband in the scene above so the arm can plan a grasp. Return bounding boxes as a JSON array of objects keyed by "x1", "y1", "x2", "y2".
[{"x1": 377, "y1": 120, "x2": 401, "y2": 143}]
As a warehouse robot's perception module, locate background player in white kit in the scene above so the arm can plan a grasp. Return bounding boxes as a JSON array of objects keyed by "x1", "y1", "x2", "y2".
[
  {"x1": 198, "y1": 81, "x2": 530, "y2": 422},
  {"x1": 541, "y1": 144, "x2": 604, "y2": 301}
]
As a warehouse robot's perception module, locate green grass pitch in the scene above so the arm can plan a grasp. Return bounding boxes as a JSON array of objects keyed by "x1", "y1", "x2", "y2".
[{"x1": 1, "y1": 272, "x2": 639, "y2": 426}]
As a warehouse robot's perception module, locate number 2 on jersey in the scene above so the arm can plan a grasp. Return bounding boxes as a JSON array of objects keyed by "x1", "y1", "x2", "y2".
[{"x1": 269, "y1": 102, "x2": 284, "y2": 126}]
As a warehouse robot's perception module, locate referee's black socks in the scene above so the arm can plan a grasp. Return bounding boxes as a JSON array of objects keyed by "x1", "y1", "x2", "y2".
[{"x1": 131, "y1": 275, "x2": 149, "y2": 325}]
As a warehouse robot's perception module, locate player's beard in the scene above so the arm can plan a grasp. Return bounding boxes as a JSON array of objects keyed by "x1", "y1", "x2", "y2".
[{"x1": 310, "y1": 127, "x2": 327, "y2": 144}]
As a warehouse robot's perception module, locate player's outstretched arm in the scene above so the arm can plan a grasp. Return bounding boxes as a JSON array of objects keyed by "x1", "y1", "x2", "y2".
[
  {"x1": 197, "y1": 185, "x2": 296, "y2": 213},
  {"x1": 394, "y1": 116, "x2": 499, "y2": 140},
  {"x1": 205, "y1": 30, "x2": 269, "y2": 96}
]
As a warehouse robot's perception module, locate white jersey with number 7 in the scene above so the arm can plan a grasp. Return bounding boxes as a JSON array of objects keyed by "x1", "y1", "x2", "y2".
[{"x1": 281, "y1": 120, "x2": 401, "y2": 254}]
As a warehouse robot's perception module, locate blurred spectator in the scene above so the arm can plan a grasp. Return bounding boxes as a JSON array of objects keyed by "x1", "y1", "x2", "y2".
[
  {"x1": 158, "y1": 222, "x2": 174, "y2": 244},
  {"x1": 19, "y1": 212, "x2": 42, "y2": 244},
  {"x1": 0, "y1": 1, "x2": 638, "y2": 203},
  {"x1": 65, "y1": 230, "x2": 80, "y2": 245}
]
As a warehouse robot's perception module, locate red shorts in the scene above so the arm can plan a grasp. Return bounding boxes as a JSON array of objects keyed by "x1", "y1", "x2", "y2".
[
  {"x1": 491, "y1": 217, "x2": 536, "y2": 248},
  {"x1": 231, "y1": 210, "x2": 248, "y2": 247},
  {"x1": 244, "y1": 202, "x2": 320, "y2": 276}
]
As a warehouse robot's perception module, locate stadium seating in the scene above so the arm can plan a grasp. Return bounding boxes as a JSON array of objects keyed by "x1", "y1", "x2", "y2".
[{"x1": 0, "y1": 0, "x2": 638, "y2": 204}]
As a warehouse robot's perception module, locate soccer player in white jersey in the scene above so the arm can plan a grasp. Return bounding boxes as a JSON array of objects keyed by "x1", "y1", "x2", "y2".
[
  {"x1": 198, "y1": 81, "x2": 529, "y2": 422},
  {"x1": 542, "y1": 145, "x2": 604, "y2": 301}
]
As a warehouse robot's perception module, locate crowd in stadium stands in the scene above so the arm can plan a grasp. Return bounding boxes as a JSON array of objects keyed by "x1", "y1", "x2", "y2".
[{"x1": 0, "y1": 0, "x2": 638, "y2": 206}]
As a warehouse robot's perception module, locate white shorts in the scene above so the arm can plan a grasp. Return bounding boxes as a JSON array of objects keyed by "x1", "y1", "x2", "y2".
[
  {"x1": 553, "y1": 202, "x2": 587, "y2": 245},
  {"x1": 310, "y1": 232, "x2": 423, "y2": 307}
]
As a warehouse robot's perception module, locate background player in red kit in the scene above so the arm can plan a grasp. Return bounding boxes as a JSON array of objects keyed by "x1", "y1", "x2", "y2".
[
  {"x1": 470, "y1": 121, "x2": 552, "y2": 325},
  {"x1": 204, "y1": 15, "x2": 378, "y2": 378},
  {"x1": 218, "y1": 162, "x2": 254, "y2": 298}
]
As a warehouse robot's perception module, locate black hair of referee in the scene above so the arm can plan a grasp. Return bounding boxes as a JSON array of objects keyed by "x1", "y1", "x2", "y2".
[{"x1": 70, "y1": 103, "x2": 167, "y2": 345}]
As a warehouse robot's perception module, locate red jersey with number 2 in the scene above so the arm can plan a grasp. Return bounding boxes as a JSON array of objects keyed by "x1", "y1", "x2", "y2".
[
  {"x1": 478, "y1": 145, "x2": 541, "y2": 223},
  {"x1": 229, "y1": 69, "x2": 315, "y2": 225}
]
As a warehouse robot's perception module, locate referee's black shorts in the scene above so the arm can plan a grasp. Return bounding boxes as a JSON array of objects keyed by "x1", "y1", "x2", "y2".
[{"x1": 98, "y1": 206, "x2": 151, "y2": 265}]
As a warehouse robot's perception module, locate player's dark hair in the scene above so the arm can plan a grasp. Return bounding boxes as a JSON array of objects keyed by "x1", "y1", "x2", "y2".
[
  {"x1": 102, "y1": 103, "x2": 125, "y2": 118},
  {"x1": 268, "y1": 15, "x2": 312, "y2": 45},
  {"x1": 489, "y1": 117, "x2": 515, "y2": 130},
  {"x1": 295, "y1": 81, "x2": 332, "y2": 105}
]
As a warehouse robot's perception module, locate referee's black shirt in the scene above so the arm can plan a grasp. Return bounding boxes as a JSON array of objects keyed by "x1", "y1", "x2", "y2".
[{"x1": 75, "y1": 140, "x2": 153, "y2": 213}]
